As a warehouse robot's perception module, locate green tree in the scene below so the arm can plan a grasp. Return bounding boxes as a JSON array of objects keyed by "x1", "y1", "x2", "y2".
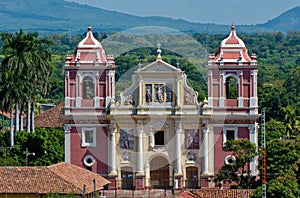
[
  {"x1": 281, "y1": 105, "x2": 300, "y2": 138},
  {"x1": 0, "y1": 128, "x2": 64, "y2": 166},
  {"x1": 0, "y1": 29, "x2": 52, "y2": 134},
  {"x1": 214, "y1": 139, "x2": 258, "y2": 189},
  {"x1": 266, "y1": 139, "x2": 300, "y2": 181}
]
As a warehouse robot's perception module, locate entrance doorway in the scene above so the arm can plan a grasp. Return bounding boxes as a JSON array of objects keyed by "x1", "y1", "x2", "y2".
[
  {"x1": 186, "y1": 167, "x2": 198, "y2": 189},
  {"x1": 150, "y1": 156, "x2": 170, "y2": 189},
  {"x1": 121, "y1": 167, "x2": 134, "y2": 189}
]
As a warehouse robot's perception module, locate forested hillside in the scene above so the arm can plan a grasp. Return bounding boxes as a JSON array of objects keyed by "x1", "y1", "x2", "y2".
[{"x1": 0, "y1": 0, "x2": 300, "y2": 34}]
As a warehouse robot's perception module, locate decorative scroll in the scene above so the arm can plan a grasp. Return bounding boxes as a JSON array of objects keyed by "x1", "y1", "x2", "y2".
[
  {"x1": 121, "y1": 151, "x2": 132, "y2": 161},
  {"x1": 184, "y1": 88, "x2": 196, "y2": 105},
  {"x1": 187, "y1": 151, "x2": 197, "y2": 161}
]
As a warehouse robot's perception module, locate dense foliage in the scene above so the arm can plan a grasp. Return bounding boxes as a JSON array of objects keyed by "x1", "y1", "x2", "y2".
[
  {"x1": 214, "y1": 140, "x2": 258, "y2": 189},
  {"x1": 0, "y1": 128, "x2": 64, "y2": 166}
]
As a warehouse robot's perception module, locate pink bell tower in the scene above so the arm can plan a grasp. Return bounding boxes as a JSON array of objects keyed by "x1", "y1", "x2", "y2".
[
  {"x1": 63, "y1": 25, "x2": 115, "y2": 176},
  {"x1": 203, "y1": 24, "x2": 259, "y2": 188}
]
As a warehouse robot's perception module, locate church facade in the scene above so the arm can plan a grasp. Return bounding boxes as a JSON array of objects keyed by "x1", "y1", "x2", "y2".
[{"x1": 63, "y1": 25, "x2": 259, "y2": 190}]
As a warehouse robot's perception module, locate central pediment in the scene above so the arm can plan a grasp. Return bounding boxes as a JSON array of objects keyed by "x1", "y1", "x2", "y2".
[{"x1": 138, "y1": 60, "x2": 181, "y2": 73}]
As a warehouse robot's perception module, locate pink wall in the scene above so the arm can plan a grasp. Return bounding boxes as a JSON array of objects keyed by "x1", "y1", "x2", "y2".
[{"x1": 70, "y1": 126, "x2": 108, "y2": 175}]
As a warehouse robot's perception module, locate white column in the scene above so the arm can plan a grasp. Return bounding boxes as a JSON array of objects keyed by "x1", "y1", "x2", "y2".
[
  {"x1": 219, "y1": 71, "x2": 225, "y2": 107},
  {"x1": 94, "y1": 73, "x2": 100, "y2": 108},
  {"x1": 76, "y1": 73, "x2": 81, "y2": 107},
  {"x1": 202, "y1": 127, "x2": 209, "y2": 175},
  {"x1": 175, "y1": 125, "x2": 182, "y2": 174},
  {"x1": 149, "y1": 128, "x2": 154, "y2": 149},
  {"x1": 249, "y1": 124, "x2": 257, "y2": 175},
  {"x1": 64, "y1": 125, "x2": 71, "y2": 163},
  {"x1": 250, "y1": 70, "x2": 258, "y2": 111},
  {"x1": 105, "y1": 71, "x2": 111, "y2": 108},
  {"x1": 238, "y1": 71, "x2": 244, "y2": 107},
  {"x1": 108, "y1": 125, "x2": 117, "y2": 176},
  {"x1": 208, "y1": 70, "x2": 213, "y2": 106},
  {"x1": 111, "y1": 70, "x2": 115, "y2": 100},
  {"x1": 65, "y1": 71, "x2": 70, "y2": 109},
  {"x1": 136, "y1": 125, "x2": 144, "y2": 175},
  {"x1": 208, "y1": 126, "x2": 214, "y2": 174},
  {"x1": 145, "y1": 162, "x2": 150, "y2": 187},
  {"x1": 176, "y1": 77, "x2": 181, "y2": 106},
  {"x1": 138, "y1": 77, "x2": 143, "y2": 107}
]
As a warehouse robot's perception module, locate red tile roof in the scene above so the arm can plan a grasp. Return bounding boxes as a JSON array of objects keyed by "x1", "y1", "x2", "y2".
[
  {"x1": 188, "y1": 189, "x2": 254, "y2": 198},
  {"x1": 34, "y1": 103, "x2": 64, "y2": 128},
  {"x1": 0, "y1": 162, "x2": 110, "y2": 195}
]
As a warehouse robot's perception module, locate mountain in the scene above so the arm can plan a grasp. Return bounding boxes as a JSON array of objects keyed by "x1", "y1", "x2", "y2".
[
  {"x1": 0, "y1": 0, "x2": 299, "y2": 35},
  {"x1": 258, "y1": 6, "x2": 300, "y2": 31}
]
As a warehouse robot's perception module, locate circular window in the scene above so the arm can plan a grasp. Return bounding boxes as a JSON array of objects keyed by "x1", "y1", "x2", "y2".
[
  {"x1": 225, "y1": 155, "x2": 236, "y2": 165},
  {"x1": 83, "y1": 155, "x2": 95, "y2": 167}
]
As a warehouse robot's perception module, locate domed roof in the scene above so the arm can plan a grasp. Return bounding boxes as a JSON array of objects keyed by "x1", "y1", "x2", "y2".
[
  {"x1": 210, "y1": 24, "x2": 255, "y2": 65},
  {"x1": 220, "y1": 24, "x2": 245, "y2": 48},
  {"x1": 65, "y1": 25, "x2": 114, "y2": 66}
]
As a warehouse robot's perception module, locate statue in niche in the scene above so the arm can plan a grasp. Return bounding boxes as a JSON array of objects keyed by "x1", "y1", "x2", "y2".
[
  {"x1": 154, "y1": 84, "x2": 164, "y2": 103},
  {"x1": 146, "y1": 88, "x2": 152, "y2": 104},
  {"x1": 157, "y1": 87, "x2": 164, "y2": 103},
  {"x1": 124, "y1": 94, "x2": 133, "y2": 105},
  {"x1": 167, "y1": 91, "x2": 172, "y2": 102},
  {"x1": 185, "y1": 129, "x2": 199, "y2": 149},
  {"x1": 120, "y1": 129, "x2": 134, "y2": 149}
]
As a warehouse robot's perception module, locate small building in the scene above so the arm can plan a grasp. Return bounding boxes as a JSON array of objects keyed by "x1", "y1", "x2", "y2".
[{"x1": 0, "y1": 162, "x2": 110, "y2": 198}]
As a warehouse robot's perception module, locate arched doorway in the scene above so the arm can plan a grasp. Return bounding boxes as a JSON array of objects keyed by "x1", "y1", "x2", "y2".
[
  {"x1": 186, "y1": 167, "x2": 198, "y2": 189},
  {"x1": 121, "y1": 166, "x2": 134, "y2": 189},
  {"x1": 150, "y1": 156, "x2": 170, "y2": 189}
]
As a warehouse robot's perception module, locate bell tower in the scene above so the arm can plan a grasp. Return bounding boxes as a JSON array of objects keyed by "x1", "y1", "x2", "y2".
[
  {"x1": 207, "y1": 24, "x2": 258, "y2": 114},
  {"x1": 204, "y1": 25, "x2": 259, "y2": 188},
  {"x1": 63, "y1": 25, "x2": 115, "y2": 175}
]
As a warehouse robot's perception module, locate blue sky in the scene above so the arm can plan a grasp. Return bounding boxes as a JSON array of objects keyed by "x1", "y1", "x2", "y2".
[{"x1": 67, "y1": 0, "x2": 300, "y2": 25}]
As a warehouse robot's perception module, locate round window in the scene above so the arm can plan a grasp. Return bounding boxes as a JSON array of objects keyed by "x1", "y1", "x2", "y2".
[
  {"x1": 225, "y1": 155, "x2": 236, "y2": 165},
  {"x1": 83, "y1": 155, "x2": 95, "y2": 167}
]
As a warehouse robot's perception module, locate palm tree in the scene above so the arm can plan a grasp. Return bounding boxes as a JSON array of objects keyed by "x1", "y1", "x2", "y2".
[
  {"x1": 281, "y1": 105, "x2": 300, "y2": 138},
  {"x1": 1, "y1": 29, "x2": 52, "y2": 133},
  {"x1": 0, "y1": 71, "x2": 24, "y2": 146}
]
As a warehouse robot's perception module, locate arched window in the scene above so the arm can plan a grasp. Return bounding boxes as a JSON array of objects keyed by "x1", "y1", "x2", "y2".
[
  {"x1": 226, "y1": 76, "x2": 238, "y2": 99},
  {"x1": 82, "y1": 76, "x2": 94, "y2": 99}
]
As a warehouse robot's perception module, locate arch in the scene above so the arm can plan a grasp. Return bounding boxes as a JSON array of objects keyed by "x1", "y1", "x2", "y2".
[
  {"x1": 82, "y1": 76, "x2": 94, "y2": 99},
  {"x1": 147, "y1": 152, "x2": 171, "y2": 166},
  {"x1": 225, "y1": 74, "x2": 238, "y2": 99},
  {"x1": 149, "y1": 155, "x2": 171, "y2": 189}
]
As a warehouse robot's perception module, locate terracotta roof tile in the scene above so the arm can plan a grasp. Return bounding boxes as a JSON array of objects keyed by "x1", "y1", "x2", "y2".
[
  {"x1": 189, "y1": 189, "x2": 254, "y2": 198},
  {"x1": 0, "y1": 162, "x2": 110, "y2": 195},
  {"x1": 35, "y1": 103, "x2": 64, "y2": 128}
]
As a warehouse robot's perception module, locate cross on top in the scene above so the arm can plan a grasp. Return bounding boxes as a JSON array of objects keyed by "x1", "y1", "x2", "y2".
[
  {"x1": 156, "y1": 42, "x2": 162, "y2": 60},
  {"x1": 157, "y1": 42, "x2": 161, "y2": 49}
]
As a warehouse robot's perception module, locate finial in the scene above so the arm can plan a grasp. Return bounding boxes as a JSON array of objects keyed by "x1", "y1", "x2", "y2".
[
  {"x1": 231, "y1": 23, "x2": 235, "y2": 31},
  {"x1": 176, "y1": 61, "x2": 180, "y2": 68},
  {"x1": 88, "y1": 25, "x2": 92, "y2": 32},
  {"x1": 138, "y1": 62, "x2": 142, "y2": 69},
  {"x1": 157, "y1": 42, "x2": 162, "y2": 60}
]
